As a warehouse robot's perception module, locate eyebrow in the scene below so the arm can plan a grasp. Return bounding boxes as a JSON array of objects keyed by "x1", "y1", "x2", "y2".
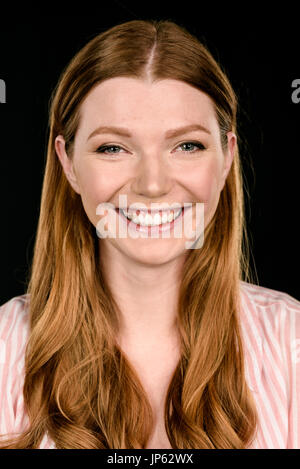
[{"x1": 87, "y1": 123, "x2": 211, "y2": 141}]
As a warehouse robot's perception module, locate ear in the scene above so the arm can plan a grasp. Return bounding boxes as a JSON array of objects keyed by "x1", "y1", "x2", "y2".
[
  {"x1": 55, "y1": 135, "x2": 81, "y2": 194},
  {"x1": 220, "y1": 131, "x2": 237, "y2": 191}
]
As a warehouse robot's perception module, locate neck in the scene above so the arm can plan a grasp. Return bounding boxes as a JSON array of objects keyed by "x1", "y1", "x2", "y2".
[{"x1": 99, "y1": 243, "x2": 187, "y2": 344}]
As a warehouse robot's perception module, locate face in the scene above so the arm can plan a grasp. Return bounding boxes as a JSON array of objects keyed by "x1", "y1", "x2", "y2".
[{"x1": 55, "y1": 78, "x2": 236, "y2": 266}]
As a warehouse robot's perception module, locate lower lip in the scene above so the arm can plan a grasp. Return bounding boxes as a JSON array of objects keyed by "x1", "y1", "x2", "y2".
[{"x1": 116, "y1": 207, "x2": 188, "y2": 234}]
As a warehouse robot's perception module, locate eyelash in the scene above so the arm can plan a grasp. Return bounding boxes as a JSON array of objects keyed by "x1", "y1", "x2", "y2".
[{"x1": 94, "y1": 141, "x2": 206, "y2": 156}]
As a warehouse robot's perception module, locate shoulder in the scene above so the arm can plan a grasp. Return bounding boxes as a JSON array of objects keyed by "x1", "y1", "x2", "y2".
[
  {"x1": 240, "y1": 280, "x2": 300, "y2": 310},
  {"x1": 239, "y1": 280, "x2": 300, "y2": 345},
  {"x1": 239, "y1": 280, "x2": 300, "y2": 389},
  {"x1": 239, "y1": 282, "x2": 300, "y2": 448},
  {"x1": 0, "y1": 295, "x2": 31, "y2": 438},
  {"x1": 0, "y1": 294, "x2": 30, "y2": 334},
  {"x1": 239, "y1": 280, "x2": 300, "y2": 330},
  {"x1": 0, "y1": 294, "x2": 30, "y2": 366}
]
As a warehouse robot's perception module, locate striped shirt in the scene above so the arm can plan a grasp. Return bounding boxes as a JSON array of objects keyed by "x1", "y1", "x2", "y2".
[{"x1": 0, "y1": 281, "x2": 299, "y2": 449}]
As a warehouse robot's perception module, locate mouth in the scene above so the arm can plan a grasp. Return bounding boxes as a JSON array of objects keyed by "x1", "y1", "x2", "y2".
[{"x1": 115, "y1": 206, "x2": 188, "y2": 233}]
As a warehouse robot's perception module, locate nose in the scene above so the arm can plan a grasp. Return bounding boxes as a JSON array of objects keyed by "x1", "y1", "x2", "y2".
[{"x1": 130, "y1": 151, "x2": 173, "y2": 199}]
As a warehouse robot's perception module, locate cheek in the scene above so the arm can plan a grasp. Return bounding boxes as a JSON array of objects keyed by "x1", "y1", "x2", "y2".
[
  {"x1": 184, "y1": 158, "x2": 222, "y2": 207},
  {"x1": 74, "y1": 162, "x2": 122, "y2": 224}
]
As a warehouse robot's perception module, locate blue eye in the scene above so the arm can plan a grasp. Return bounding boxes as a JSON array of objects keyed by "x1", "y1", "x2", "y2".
[
  {"x1": 177, "y1": 141, "x2": 206, "y2": 153},
  {"x1": 95, "y1": 145, "x2": 123, "y2": 154},
  {"x1": 95, "y1": 141, "x2": 206, "y2": 156}
]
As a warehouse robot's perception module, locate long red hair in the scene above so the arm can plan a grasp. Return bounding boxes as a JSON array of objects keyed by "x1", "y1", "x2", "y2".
[{"x1": 1, "y1": 19, "x2": 257, "y2": 448}]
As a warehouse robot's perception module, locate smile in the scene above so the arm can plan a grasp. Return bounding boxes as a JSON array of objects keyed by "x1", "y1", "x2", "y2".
[
  {"x1": 115, "y1": 206, "x2": 188, "y2": 234},
  {"x1": 120, "y1": 207, "x2": 183, "y2": 226}
]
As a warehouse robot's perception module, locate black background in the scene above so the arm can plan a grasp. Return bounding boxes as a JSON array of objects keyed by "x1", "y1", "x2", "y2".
[{"x1": 0, "y1": 1, "x2": 299, "y2": 305}]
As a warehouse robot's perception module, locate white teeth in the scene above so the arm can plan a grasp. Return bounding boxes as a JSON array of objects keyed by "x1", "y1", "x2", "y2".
[
  {"x1": 161, "y1": 212, "x2": 168, "y2": 224},
  {"x1": 167, "y1": 213, "x2": 174, "y2": 223},
  {"x1": 120, "y1": 208, "x2": 182, "y2": 226}
]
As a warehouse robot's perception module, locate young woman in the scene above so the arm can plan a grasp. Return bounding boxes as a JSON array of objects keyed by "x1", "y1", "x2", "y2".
[{"x1": 0, "y1": 19, "x2": 299, "y2": 449}]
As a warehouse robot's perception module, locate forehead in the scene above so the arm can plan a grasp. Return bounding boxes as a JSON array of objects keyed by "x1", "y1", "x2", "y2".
[{"x1": 78, "y1": 77, "x2": 218, "y2": 134}]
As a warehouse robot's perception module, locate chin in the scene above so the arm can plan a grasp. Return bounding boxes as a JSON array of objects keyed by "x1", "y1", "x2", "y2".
[{"x1": 124, "y1": 239, "x2": 188, "y2": 265}]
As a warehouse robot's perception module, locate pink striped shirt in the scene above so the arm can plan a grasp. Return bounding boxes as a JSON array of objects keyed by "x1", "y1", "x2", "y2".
[{"x1": 0, "y1": 281, "x2": 299, "y2": 449}]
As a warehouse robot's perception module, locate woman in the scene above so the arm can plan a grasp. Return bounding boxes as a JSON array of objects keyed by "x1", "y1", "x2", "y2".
[{"x1": 0, "y1": 19, "x2": 299, "y2": 449}]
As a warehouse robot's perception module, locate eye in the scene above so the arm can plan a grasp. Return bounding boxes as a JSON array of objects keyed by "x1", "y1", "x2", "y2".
[
  {"x1": 95, "y1": 145, "x2": 124, "y2": 154},
  {"x1": 94, "y1": 141, "x2": 206, "y2": 156},
  {"x1": 176, "y1": 141, "x2": 206, "y2": 153}
]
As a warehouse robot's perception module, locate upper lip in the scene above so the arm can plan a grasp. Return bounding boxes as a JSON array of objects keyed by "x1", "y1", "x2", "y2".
[{"x1": 118, "y1": 205, "x2": 184, "y2": 214}]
